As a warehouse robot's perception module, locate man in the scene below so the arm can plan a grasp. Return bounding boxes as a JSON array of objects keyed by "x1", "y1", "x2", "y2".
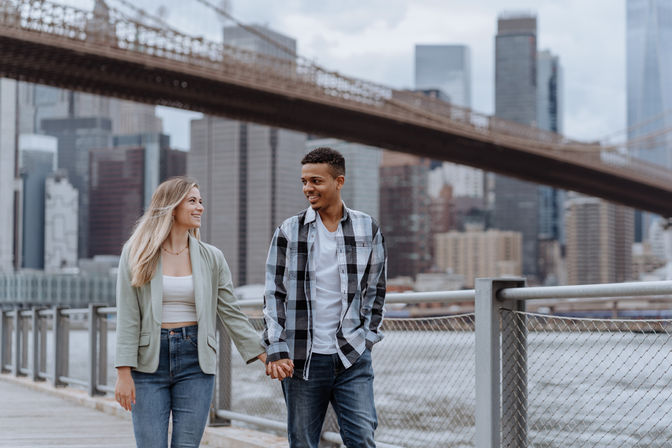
[{"x1": 263, "y1": 147, "x2": 387, "y2": 448}]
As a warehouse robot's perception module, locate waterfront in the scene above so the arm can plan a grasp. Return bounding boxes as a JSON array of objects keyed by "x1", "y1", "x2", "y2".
[{"x1": 27, "y1": 318, "x2": 672, "y2": 447}]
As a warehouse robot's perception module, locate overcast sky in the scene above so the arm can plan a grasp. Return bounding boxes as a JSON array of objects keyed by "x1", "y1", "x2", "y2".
[{"x1": 59, "y1": 0, "x2": 627, "y2": 149}]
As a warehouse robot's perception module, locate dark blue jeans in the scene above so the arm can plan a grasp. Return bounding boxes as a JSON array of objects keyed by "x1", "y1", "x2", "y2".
[
  {"x1": 282, "y1": 350, "x2": 377, "y2": 448},
  {"x1": 131, "y1": 325, "x2": 214, "y2": 448}
]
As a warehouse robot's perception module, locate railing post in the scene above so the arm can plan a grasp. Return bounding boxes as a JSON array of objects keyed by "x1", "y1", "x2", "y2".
[
  {"x1": 0, "y1": 309, "x2": 7, "y2": 373},
  {"x1": 98, "y1": 309, "x2": 108, "y2": 389},
  {"x1": 475, "y1": 278, "x2": 526, "y2": 448},
  {"x1": 21, "y1": 309, "x2": 29, "y2": 374},
  {"x1": 31, "y1": 307, "x2": 42, "y2": 381},
  {"x1": 13, "y1": 307, "x2": 22, "y2": 377},
  {"x1": 52, "y1": 306, "x2": 65, "y2": 387},
  {"x1": 39, "y1": 313, "x2": 47, "y2": 380},
  {"x1": 210, "y1": 318, "x2": 232, "y2": 426},
  {"x1": 88, "y1": 304, "x2": 104, "y2": 396},
  {"x1": 500, "y1": 281, "x2": 528, "y2": 448}
]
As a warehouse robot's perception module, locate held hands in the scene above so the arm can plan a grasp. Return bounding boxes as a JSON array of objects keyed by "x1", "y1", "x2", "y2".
[
  {"x1": 265, "y1": 358, "x2": 294, "y2": 380},
  {"x1": 114, "y1": 367, "x2": 135, "y2": 411}
]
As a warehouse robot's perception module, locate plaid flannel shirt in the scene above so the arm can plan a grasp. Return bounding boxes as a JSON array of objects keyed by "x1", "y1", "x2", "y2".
[{"x1": 263, "y1": 204, "x2": 387, "y2": 380}]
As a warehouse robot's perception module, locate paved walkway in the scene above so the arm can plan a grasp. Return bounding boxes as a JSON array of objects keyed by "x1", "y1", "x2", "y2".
[
  {"x1": 0, "y1": 379, "x2": 134, "y2": 447},
  {"x1": 0, "y1": 375, "x2": 288, "y2": 447}
]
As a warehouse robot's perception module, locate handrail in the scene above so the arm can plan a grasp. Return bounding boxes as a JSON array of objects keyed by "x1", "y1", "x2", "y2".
[{"x1": 498, "y1": 280, "x2": 672, "y2": 301}]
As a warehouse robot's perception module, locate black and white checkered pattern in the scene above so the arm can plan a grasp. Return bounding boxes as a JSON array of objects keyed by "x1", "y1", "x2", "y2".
[{"x1": 263, "y1": 205, "x2": 387, "y2": 380}]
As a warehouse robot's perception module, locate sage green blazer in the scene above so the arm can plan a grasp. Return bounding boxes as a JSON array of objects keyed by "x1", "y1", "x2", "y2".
[{"x1": 114, "y1": 235, "x2": 264, "y2": 374}]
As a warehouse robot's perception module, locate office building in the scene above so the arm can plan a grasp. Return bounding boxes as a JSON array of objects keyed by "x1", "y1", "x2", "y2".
[
  {"x1": 19, "y1": 134, "x2": 58, "y2": 270},
  {"x1": 89, "y1": 141, "x2": 186, "y2": 257},
  {"x1": 188, "y1": 117, "x2": 306, "y2": 285},
  {"x1": 434, "y1": 224, "x2": 522, "y2": 288},
  {"x1": 379, "y1": 151, "x2": 432, "y2": 278},
  {"x1": 565, "y1": 195, "x2": 634, "y2": 285},
  {"x1": 414, "y1": 44, "x2": 471, "y2": 108},
  {"x1": 42, "y1": 117, "x2": 111, "y2": 259},
  {"x1": 493, "y1": 13, "x2": 540, "y2": 281},
  {"x1": 44, "y1": 171, "x2": 78, "y2": 272},
  {"x1": 0, "y1": 79, "x2": 18, "y2": 272},
  {"x1": 627, "y1": 0, "x2": 672, "y2": 241}
]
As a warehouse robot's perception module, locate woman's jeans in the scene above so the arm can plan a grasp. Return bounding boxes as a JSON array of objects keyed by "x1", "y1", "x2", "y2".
[
  {"x1": 281, "y1": 350, "x2": 378, "y2": 448},
  {"x1": 131, "y1": 325, "x2": 214, "y2": 448}
]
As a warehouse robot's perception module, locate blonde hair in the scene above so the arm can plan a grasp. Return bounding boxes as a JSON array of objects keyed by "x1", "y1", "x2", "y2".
[{"x1": 126, "y1": 176, "x2": 200, "y2": 287}]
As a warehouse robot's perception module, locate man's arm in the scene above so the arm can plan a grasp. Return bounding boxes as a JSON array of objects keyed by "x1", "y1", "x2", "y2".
[
  {"x1": 263, "y1": 226, "x2": 291, "y2": 362},
  {"x1": 363, "y1": 226, "x2": 387, "y2": 349}
]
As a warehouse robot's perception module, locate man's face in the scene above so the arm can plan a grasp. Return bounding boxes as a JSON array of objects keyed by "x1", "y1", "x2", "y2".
[{"x1": 301, "y1": 163, "x2": 344, "y2": 211}]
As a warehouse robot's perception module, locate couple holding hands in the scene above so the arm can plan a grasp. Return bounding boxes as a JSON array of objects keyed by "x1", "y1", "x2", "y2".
[{"x1": 114, "y1": 147, "x2": 387, "y2": 448}]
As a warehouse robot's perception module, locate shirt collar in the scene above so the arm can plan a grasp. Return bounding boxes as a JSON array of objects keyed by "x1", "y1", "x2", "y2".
[{"x1": 304, "y1": 201, "x2": 350, "y2": 225}]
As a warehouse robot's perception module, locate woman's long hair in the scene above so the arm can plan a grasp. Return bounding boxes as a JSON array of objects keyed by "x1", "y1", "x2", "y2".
[{"x1": 126, "y1": 176, "x2": 200, "y2": 287}]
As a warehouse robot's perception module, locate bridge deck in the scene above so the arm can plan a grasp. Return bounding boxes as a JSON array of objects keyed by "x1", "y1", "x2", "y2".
[{"x1": 0, "y1": 379, "x2": 134, "y2": 447}]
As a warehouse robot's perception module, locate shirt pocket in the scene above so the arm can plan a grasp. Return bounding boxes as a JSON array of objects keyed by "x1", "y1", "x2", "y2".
[{"x1": 138, "y1": 332, "x2": 150, "y2": 347}]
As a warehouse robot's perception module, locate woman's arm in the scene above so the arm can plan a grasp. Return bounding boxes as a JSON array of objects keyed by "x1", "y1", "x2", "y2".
[{"x1": 215, "y1": 250, "x2": 266, "y2": 363}]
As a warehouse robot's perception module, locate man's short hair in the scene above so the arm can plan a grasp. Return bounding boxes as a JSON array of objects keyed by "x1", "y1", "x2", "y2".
[{"x1": 301, "y1": 147, "x2": 345, "y2": 178}]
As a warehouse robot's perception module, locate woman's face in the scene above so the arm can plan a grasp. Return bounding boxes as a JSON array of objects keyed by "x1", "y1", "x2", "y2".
[{"x1": 173, "y1": 187, "x2": 204, "y2": 229}]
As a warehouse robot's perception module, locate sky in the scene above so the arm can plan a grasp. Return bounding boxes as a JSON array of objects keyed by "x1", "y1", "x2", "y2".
[{"x1": 57, "y1": 0, "x2": 627, "y2": 150}]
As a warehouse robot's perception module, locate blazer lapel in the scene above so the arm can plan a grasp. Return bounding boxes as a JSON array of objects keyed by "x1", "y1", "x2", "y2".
[
  {"x1": 150, "y1": 257, "x2": 163, "y2": 324},
  {"x1": 189, "y1": 235, "x2": 205, "y2": 322}
]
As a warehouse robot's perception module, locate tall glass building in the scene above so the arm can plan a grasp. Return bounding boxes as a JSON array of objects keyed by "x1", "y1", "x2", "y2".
[
  {"x1": 627, "y1": 0, "x2": 672, "y2": 168},
  {"x1": 493, "y1": 13, "x2": 540, "y2": 280},
  {"x1": 537, "y1": 50, "x2": 565, "y2": 245},
  {"x1": 627, "y1": 0, "x2": 672, "y2": 241},
  {"x1": 414, "y1": 44, "x2": 471, "y2": 108}
]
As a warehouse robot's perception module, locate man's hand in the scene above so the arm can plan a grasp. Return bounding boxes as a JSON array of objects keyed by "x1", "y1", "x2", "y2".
[{"x1": 266, "y1": 358, "x2": 294, "y2": 380}]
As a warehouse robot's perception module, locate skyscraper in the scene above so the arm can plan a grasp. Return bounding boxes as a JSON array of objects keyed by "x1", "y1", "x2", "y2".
[
  {"x1": 627, "y1": 0, "x2": 672, "y2": 242},
  {"x1": 379, "y1": 151, "x2": 432, "y2": 279},
  {"x1": 189, "y1": 117, "x2": 306, "y2": 286},
  {"x1": 627, "y1": 0, "x2": 672, "y2": 169},
  {"x1": 19, "y1": 134, "x2": 58, "y2": 270},
  {"x1": 112, "y1": 133, "x2": 176, "y2": 209},
  {"x1": 414, "y1": 44, "x2": 471, "y2": 108},
  {"x1": 44, "y1": 171, "x2": 78, "y2": 272},
  {"x1": 42, "y1": 117, "x2": 112, "y2": 259},
  {"x1": 0, "y1": 78, "x2": 18, "y2": 272},
  {"x1": 537, "y1": 50, "x2": 565, "y2": 245},
  {"x1": 88, "y1": 142, "x2": 186, "y2": 256},
  {"x1": 565, "y1": 195, "x2": 634, "y2": 285},
  {"x1": 186, "y1": 24, "x2": 307, "y2": 286},
  {"x1": 493, "y1": 13, "x2": 540, "y2": 281}
]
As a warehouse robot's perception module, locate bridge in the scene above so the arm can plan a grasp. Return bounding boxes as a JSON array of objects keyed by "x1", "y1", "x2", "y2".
[{"x1": 1, "y1": 0, "x2": 672, "y2": 215}]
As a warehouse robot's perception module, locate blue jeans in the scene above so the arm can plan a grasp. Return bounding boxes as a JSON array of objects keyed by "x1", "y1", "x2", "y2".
[
  {"x1": 282, "y1": 350, "x2": 377, "y2": 448},
  {"x1": 131, "y1": 325, "x2": 215, "y2": 448}
]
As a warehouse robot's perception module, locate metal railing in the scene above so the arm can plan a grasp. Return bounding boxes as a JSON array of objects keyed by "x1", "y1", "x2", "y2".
[{"x1": 2, "y1": 279, "x2": 672, "y2": 447}]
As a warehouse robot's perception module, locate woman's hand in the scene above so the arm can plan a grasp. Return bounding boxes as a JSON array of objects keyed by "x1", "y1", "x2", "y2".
[
  {"x1": 257, "y1": 352, "x2": 267, "y2": 364},
  {"x1": 266, "y1": 358, "x2": 294, "y2": 380},
  {"x1": 115, "y1": 367, "x2": 136, "y2": 411}
]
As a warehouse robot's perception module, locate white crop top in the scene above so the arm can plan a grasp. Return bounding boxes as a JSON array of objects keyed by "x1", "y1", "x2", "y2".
[{"x1": 162, "y1": 275, "x2": 197, "y2": 323}]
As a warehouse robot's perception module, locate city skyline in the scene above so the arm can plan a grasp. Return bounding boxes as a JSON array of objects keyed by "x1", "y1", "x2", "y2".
[{"x1": 54, "y1": 0, "x2": 627, "y2": 149}]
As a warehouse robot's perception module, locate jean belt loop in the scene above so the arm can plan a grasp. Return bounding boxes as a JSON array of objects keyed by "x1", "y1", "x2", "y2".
[{"x1": 181, "y1": 326, "x2": 187, "y2": 338}]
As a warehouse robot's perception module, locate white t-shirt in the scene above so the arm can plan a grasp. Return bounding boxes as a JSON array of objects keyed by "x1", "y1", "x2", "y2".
[{"x1": 312, "y1": 213, "x2": 343, "y2": 354}]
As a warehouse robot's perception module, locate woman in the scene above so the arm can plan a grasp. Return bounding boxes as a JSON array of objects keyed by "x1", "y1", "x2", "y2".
[{"x1": 114, "y1": 176, "x2": 269, "y2": 447}]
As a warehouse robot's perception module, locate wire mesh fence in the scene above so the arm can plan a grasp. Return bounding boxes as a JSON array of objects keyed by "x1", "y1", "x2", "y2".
[
  {"x1": 502, "y1": 310, "x2": 672, "y2": 448},
  {"x1": 227, "y1": 314, "x2": 476, "y2": 448}
]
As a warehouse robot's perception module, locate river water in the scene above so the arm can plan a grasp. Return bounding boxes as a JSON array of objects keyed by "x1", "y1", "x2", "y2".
[{"x1": 31, "y1": 316, "x2": 672, "y2": 448}]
